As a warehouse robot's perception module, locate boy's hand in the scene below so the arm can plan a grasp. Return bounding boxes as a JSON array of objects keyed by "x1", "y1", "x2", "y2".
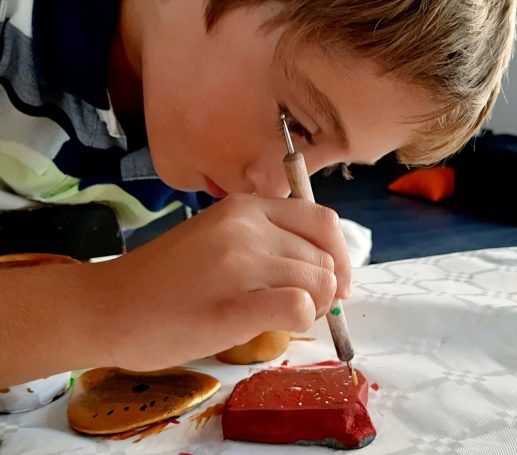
[{"x1": 98, "y1": 193, "x2": 351, "y2": 370}]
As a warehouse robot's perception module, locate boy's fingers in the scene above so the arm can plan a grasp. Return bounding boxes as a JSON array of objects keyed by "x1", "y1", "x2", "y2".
[
  {"x1": 245, "y1": 287, "x2": 317, "y2": 333},
  {"x1": 268, "y1": 225, "x2": 335, "y2": 274},
  {"x1": 262, "y1": 198, "x2": 351, "y2": 298},
  {"x1": 257, "y1": 256, "x2": 336, "y2": 318}
]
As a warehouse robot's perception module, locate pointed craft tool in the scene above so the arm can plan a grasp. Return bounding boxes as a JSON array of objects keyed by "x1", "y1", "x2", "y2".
[{"x1": 280, "y1": 113, "x2": 357, "y2": 385}]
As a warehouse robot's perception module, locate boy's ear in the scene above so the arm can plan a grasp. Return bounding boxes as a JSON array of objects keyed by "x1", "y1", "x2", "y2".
[{"x1": 388, "y1": 166, "x2": 455, "y2": 202}]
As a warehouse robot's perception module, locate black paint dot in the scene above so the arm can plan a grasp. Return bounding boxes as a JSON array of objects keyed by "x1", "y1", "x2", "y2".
[
  {"x1": 163, "y1": 396, "x2": 169, "y2": 402},
  {"x1": 107, "y1": 410, "x2": 114, "y2": 415},
  {"x1": 92, "y1": 414, "x2": 98, "y2": 418},
  {"x1": 132, "y1": 383, "x2": 151, "y2": 393},
  {"x1": 139, "y1": 404, "x2": 147, "y2": 411},
  {"x1": 124, "y1": 406, "x2": 130, "y2": 411},
  {"x1": 149, "y1": 400, "x2": 155, "y2": 407}
]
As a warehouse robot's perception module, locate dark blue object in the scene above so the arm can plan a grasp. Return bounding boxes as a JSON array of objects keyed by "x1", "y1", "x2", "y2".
[{"x1": 312, "y1": 138, "x2": 517, "y2": 263}]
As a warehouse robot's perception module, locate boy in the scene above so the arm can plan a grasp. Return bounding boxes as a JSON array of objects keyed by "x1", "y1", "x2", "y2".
[{"x1": 0, "y1": 0, "x2": 514, "y2": 387}]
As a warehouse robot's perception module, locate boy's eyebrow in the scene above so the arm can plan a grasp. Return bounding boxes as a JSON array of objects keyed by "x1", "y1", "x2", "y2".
[{"x1": 285, "y1": 63, "x2": 349, "y2": 149}]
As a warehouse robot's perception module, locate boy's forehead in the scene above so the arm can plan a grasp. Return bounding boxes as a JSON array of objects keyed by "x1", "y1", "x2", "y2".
[{"x1": 294, "y1": 48, "x2": 434, "y2": 154}]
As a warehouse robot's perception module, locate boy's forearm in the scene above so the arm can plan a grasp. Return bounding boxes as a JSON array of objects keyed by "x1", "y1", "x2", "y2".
[{"x1": 0, "y1": 262, "x2": 113, "y2": 387}]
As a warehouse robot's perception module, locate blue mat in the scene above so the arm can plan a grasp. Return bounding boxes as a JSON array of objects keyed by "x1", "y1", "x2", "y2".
[{"x1": 312, "y1": 141, "x2": 517, "y2": 263}]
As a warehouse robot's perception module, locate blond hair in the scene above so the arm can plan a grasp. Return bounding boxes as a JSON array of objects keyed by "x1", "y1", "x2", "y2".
[{"x1": 205, "y1": 0, "x2": 516, "y2": 165}]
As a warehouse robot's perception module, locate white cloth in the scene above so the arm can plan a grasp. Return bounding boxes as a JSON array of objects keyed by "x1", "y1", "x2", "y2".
[
  {"x1": 0, "y1": 373, "x2": 70, "y2": 414},
  {"x1": 0, "y1": 189, "x2": 39, "y2": 210},
  {"x1": 1, "y1": 247, "x2": 516, "y2": 454},
  {"x1": 339, "y1": 217, "x2": 372, "y2": 267}
]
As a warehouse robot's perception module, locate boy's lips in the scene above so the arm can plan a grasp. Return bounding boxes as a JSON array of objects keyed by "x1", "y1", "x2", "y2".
[{"x1": 204, "y1": 177, "x2": 227, "y2": 198}]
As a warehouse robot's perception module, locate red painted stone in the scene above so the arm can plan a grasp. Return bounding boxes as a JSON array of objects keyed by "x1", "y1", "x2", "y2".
[{"x1": 222, "y1": 363, "x2": 376, "y2": 449}]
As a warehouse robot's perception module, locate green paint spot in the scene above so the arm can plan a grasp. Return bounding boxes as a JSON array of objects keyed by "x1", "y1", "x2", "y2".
[
  {"x1": 330, "y1": 307, "x2": 341, "y2": 316},
  {"x1": 69, "y1": 377, "x2": 75, "y2": 388}
]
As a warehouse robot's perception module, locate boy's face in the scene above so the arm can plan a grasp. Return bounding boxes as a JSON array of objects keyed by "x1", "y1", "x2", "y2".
[{"x1": 140, "y1": 3, "x2": 432, "y2": 198}]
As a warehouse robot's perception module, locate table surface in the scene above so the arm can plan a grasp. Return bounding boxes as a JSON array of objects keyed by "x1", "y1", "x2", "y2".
[{"x1": 1, "y1": 247, "x2": 516, "y2": 455}]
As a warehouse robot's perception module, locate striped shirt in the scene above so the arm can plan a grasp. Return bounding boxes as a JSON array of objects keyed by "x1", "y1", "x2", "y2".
[{"x1": 0, "y1": 0, "x2": 213, "y2": 228}]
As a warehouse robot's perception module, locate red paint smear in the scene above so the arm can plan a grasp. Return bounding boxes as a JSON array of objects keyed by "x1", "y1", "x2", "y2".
[
  {"x1": 178, "y1": 453, "x2": 193, "y2": 455},
  {"x1": 190, "y1": 403, "x2": 225, "y2": 429},
  {"x1": 370, "y1": 383, "x2": 379, "y2": 391},
  {"x1": 168, "y1": 418, "x2": 181, "y2": 424}
]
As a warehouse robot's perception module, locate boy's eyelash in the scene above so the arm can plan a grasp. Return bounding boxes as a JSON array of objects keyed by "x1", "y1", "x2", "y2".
[{"x1": 277, "y1": 105, "x2": 314, "y2": 145}]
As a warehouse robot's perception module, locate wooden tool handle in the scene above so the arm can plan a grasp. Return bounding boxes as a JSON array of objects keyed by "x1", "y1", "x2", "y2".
[
  {"x1": 326, "y1": 298, "x2": 355, "y2": 362},
  {"x1": 283, "y1": 152, "x2": 355, "y2": 363},
  {"x1": 283, "y1": 152, "x2": 315, "y2": 203}
]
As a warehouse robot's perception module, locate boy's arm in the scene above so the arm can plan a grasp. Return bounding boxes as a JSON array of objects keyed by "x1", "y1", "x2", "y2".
[
  {"x1": 0, "y1": 195, "x2": 350, "y2": 387},
  {"x1": 0, "y1": 262, "x2": 109, "y2": 387}
]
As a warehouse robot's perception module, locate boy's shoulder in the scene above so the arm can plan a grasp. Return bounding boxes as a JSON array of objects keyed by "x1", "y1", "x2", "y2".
[{"x1": 0, "y1": 0, "x2": 203, "y2": 228}]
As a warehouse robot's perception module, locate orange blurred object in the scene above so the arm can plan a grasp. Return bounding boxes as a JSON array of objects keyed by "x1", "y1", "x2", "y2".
[
  {"x1": 216, "y1": 331, "x2": 290, "y2": 365},
  {"x1": 0, "y1": 253, "x2": 80, "y2": 268},
  {"x1": 388, "y1": 166, "x2": 455, "y2": 202}
]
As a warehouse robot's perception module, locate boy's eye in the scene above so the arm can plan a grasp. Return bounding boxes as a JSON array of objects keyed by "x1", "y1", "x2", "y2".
[{"x1": 278, "y1": 106, "x2": 314, "y2": 145}]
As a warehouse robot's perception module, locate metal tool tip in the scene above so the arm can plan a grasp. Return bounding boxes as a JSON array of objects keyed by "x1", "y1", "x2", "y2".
[
  {"x1": 280, "y1": 113, "x2": 296, "y2": 155},
  {"x1": 351, "y1": 369, "x2": 359, "y2": 386}
]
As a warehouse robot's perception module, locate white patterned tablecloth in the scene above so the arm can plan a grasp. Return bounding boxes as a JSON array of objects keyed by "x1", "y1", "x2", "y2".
[{"x1": 1, "y1": 247, "x2": 516, "y2": 455}]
